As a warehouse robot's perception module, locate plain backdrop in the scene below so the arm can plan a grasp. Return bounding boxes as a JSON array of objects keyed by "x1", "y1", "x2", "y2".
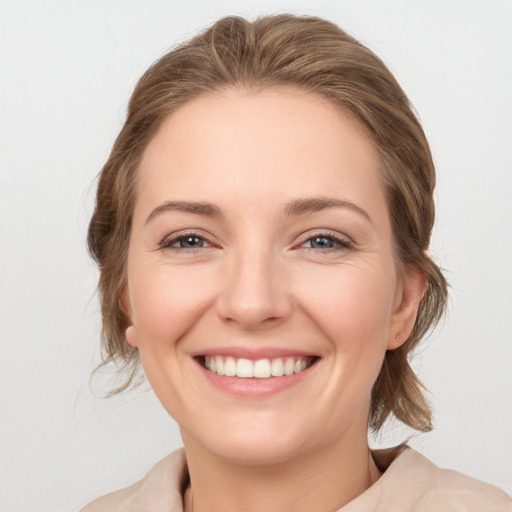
[{"x1": 1, "y1": 1, "x2": 511, "y2": 510}]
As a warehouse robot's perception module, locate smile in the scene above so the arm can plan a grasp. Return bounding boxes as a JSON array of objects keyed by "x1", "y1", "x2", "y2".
[{"x1": 202, "y1": 356, "x2": 316, "y2": 378}]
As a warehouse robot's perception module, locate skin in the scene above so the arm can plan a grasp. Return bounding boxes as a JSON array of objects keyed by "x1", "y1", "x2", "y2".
[{"x1": 122, "y1": 86, "x2": 425, "y2": 512}]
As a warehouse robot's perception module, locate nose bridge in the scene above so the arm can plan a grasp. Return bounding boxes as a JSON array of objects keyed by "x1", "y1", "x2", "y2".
[{"x1": 217, "y1": 243, "x2": 290, "y2": 329}]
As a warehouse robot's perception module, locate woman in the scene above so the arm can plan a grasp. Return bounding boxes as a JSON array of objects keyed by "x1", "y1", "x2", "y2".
[{"x1": 82, "y1": 14, "x2": 511, "y2": 511}]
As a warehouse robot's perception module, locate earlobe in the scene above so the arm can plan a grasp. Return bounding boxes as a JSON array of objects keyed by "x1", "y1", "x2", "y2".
[
  {"x1": 125, "y1": 325, "x2": 139, "y2": 348},
  {"x1": 389, "y1": 333, "x2": 403, "y2": 350},
  {"x1": 387, "y1": 269, "x2": 426, "y2": 350}
]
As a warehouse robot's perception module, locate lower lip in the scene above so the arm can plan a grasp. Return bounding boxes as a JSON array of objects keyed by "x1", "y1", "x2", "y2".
[{"x1": 197, "y1": 361, "x2": 318, "y2": 397}]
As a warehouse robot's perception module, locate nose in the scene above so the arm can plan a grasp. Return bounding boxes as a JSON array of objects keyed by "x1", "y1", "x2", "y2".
[{"x1": 215, "y1": 250, "x2": 292, "y2": 331}]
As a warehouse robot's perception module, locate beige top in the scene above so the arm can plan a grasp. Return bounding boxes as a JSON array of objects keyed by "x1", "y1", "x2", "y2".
[{"x1": 81, "y1": 447, "x2": 511, "y2": 511}]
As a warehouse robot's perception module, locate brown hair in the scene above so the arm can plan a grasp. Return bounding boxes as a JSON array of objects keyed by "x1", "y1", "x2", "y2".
[{"x1": 88, "y1": 14, "x2": 448, "y2": 432}]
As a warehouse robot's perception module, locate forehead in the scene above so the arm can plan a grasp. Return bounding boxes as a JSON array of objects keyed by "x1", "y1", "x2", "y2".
[{"x1": 137, "y1": 86, "x2": 385, "y2": 216}]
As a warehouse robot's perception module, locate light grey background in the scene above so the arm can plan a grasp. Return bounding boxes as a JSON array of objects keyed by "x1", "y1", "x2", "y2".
[{"x1": 1, "y1": 1, "x2": 511, "y2": 510}]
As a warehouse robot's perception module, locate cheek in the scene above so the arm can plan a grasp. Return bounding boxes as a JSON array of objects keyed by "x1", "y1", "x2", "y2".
[
  {"x1": 295, "y1": 262, "x2": 396, "y2": 376},
  {"x1": 128, "y1": 263, "x2": 216, "y2": 348},
  {"x1": 126, "y1": 263, "x2": 219, "y2": 422},
  {"x1": 301, "y1": 264, "x2": 394, "y2": 331}
]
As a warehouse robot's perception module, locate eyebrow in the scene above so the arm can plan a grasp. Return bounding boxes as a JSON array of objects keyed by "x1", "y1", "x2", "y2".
[
  {"x1": 145, "y1": 201, "x2": 222, "y2": 224},
  {"x1": 145, "y1": 196, "x2": 372, "y2": 224},
  {"x1": 284, "y1": 197, "x2": 372, "y2": 223}
]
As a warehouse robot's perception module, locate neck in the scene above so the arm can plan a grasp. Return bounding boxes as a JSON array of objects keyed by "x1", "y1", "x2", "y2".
[{"x1": 182, "y1": 428, "x2": 381, "y2": 512}]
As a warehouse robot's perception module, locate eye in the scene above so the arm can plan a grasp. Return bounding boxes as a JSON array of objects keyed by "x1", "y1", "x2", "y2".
[
  {"x1": 161, "y1": 232, "x2": 212, "y2": 250},
  {"x1": 300, "y1": 233, "x2": 352, "y2": 251}
]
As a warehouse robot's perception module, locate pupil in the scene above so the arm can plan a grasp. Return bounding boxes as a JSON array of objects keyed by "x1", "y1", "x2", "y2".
[
  {"x1": 181, "y1": 236, "x2": 203, "y2": 248},
  {"x1": 312, "y1": 236, "x2": 333, "y2": 248}
]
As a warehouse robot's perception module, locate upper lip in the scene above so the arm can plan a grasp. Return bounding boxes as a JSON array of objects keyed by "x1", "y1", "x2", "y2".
[{"x1": 191, "y1": 346, "x2": 318, "y2": 360}]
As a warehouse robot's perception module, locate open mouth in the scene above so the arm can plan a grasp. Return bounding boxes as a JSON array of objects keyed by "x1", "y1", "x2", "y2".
[{"x1": 197, "y1": 355, "x2": 318, "y2": 379}]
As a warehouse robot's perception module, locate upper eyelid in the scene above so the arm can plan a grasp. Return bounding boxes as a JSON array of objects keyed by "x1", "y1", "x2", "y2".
[{"x1": 295, "y1": 229, "x2": 352, "y2": 244}]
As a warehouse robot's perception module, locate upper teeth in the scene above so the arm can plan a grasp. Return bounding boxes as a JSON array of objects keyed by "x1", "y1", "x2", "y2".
[{"x1": 204, "y1": 356, "x2": 310, "y2": 379}]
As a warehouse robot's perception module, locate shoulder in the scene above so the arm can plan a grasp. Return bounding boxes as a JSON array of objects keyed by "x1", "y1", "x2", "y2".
[
  {"x1": 382, "y1": 447, "x2": 512, "y2": 512},
  {"x1": 414, "y1": 457, "x2": 512, "y2": 512},
  {"x1": 80, "y1": 449, "x2": 188, "y2": 512}
]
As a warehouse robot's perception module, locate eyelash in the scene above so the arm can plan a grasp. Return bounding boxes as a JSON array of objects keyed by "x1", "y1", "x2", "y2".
[
  {"x1": 297, "y1": 232, "x2": 353, "y2": 252},
  {"x1": 160, "y1": 230, "x2": 352, "y2": 253},
  {"x1": 160, "y1": 231, "x2": 216, "y2": 251}
]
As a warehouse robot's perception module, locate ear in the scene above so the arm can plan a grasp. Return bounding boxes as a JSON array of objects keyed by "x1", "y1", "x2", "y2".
[
  {"x1": 120, "y1": 285, "x2": 139, "y2": 348},
  {"x1": 387, "y1": 268, "x2": 426, "y2": 350}
]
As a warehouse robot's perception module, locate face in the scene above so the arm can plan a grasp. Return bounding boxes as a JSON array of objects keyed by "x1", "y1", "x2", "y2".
[{"x1": 123, "y1": 87, "x2": 423, "y2": 465}]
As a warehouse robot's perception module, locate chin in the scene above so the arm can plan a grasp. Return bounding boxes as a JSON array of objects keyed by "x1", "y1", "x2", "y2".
[{"x1": 183, "y1": 412, "x2": 315, "y2": 466}]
